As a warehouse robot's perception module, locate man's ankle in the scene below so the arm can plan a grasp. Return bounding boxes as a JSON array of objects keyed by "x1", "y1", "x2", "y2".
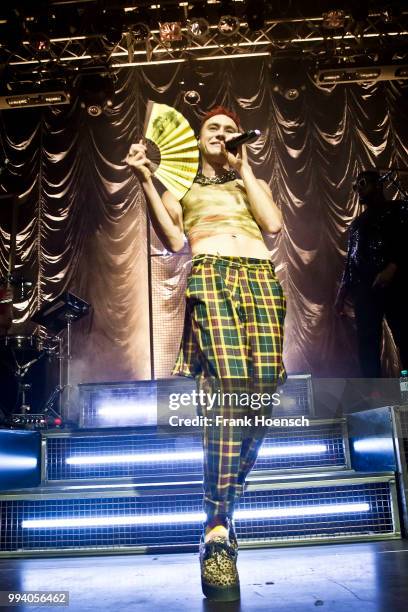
[
  {"x1": 205, "y1": 515, "x2": 228, "y2": 531},
  {"x1": 204, "y1": 525, "x2": 228, "y2": 542}
]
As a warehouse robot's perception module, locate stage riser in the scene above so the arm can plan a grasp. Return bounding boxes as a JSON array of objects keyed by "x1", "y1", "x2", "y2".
[
  {"x1": 0, "y1": 477, "x2": 398, "y2": 556},
  {"x1": 43, "y1": 420, "x2": 349, "y2": 483},
  {"x1": 347, "y1": 405, "x2": 408, "y2": 535},
  {"x1": 391, "y1": 406, "x2": 408, "y2": 535},
  {"x1": 76, "y1": 375, "x2": 314, "y2": 429}
]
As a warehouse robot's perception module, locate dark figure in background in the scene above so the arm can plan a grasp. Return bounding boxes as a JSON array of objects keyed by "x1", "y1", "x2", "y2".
[
  {"x1": 335, "y1": 170, "x2": 408, "y2": 377},
  {"x1": 0, "y1": 285, "x2": 46, "y2": 418},
  {"x1": 0, "y1": 285, "x2": 13, "y2": 334},
  {"x1": 0, "y1": 285, "x2": 15, "y2": 419}
]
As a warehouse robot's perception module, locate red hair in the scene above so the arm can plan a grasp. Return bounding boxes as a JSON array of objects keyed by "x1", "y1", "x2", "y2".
[{"x1": 200, "y1": 106, "x2": 241, "y2": 130}]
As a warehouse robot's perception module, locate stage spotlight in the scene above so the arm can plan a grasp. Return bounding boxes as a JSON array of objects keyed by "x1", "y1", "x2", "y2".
[
  {"x1": 22, "y1": 3, "x2": 58, "y2": 49},
  {"x1": 188, "y1": 17, "x2": 210, "y2": 39},
  {"x1": 217, "y1": 0, "x2": 240, "y2": 36},
  {"x1": 179, "y1": 66, "x2": 205, "y2": 106},
  {"x1": 78, "y1": 73, "x2": 115, "y2": 117},
  {"x1": 183, "y1": 90, "x2": 201, "y2": 105},
  {"x1": 321, "y1": 9, "x2": 346, "y2": 30},
  {"x1": 217, "y1": 15, "x2": 240, "y2": 37},
  {"x1": 381, "y1": 4, "x2": 402, "y2": 23},
  {"x1": 283, "y1": 88, "x2": 299, "y2": 100},
  {"x1": 187, "y1": 1, "x2": 210, "y2": 39},
  {"x1": 270, "y1": 58, "x2": 306, "y2": 101},
  {"x1": 27, "y1": 32, "x2": 50, "y2": 53},
  {"x1": 159, "y1": 21, "x2": 183, "y2": 42},
  {"x1": 157, "y1": 2, "x2": 184, "y2": 42},
  {"x1": 129, "y1": 22, "x2": 150, "y2": 42}
]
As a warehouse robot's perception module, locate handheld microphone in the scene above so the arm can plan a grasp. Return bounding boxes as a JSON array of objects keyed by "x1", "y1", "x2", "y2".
[
  {"x1": 379, "y1": 170, "x2": 394, "y2": 183},
  {"x1": 225, "y1": 129, "x2": 261, "y2": 152}
]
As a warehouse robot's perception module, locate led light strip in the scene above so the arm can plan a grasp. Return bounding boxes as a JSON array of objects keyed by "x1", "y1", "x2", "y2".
[
  {"x1": 97, "y1": 403, "x2": 155, "y2": 418},
  {"x1": 353, "y1": 438, "x2": 394, "y2": 452},
  {"x1": 66, "y1": 451, "x2": 203, "y2": 464},
  {"x1": 21, "y1": 503, "x2": 370, "y2": 529},
  {"x1": 0, "y1": 455, "x2": 38, "y2": 469},
  {"x1": 261, "y1": 443, "x2": 327, "y2": 456},
  {"x1": 65, "y1": 443, "x2": 328, "y2": 465}
]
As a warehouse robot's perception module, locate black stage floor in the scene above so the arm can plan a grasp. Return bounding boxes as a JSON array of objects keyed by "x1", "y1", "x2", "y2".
[{"x1": 0, "y1": 540, "x2": 408, "y2": 611}]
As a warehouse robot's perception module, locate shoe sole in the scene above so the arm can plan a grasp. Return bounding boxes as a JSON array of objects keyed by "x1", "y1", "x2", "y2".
[{"x1": 201, "y1": 580, "x2": 240, "y2": 601}]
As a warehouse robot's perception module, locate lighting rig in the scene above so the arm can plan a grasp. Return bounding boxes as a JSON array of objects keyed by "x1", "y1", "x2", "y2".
[{"x1": 0, "y1": 1, "x2": 407, "y2": 110}]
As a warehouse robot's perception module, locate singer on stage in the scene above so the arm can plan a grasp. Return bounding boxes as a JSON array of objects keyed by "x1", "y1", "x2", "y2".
[{"x1": 126, "y1": 106, "x2": 286, "y2": 601}]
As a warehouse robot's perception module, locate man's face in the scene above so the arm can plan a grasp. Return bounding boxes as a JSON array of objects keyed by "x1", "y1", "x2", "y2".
[
  {"x1": 199, "y1": 114, "x2": 239, "y2": 162},
  {"x1": 353, "y1": 175, "x2": 381, "y2": 206}
]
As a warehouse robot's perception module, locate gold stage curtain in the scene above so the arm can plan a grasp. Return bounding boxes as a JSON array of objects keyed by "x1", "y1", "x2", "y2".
[{"x1": 0, "y1": 59, "x2": 407, "y2": 383}]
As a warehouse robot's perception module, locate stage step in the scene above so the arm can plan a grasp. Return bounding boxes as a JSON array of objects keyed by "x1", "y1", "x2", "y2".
[
  {"x1": 75, "y1": 374, "x2": 315, "y2": 428},
  {"x1": 42, "y1": 419, "x2": 350, "y2": 484},
  {"x1": 0, "y1": 471, "x2": 399, "y2": 557}
]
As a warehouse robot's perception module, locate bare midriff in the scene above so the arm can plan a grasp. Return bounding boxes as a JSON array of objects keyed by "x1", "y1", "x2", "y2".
[{"x1": 190, "y1": 232, "x2": 272, "y2": 258}]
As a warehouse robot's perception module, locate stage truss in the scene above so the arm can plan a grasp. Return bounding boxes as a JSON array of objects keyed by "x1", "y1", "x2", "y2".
[{"x1": 5, "y1": 11, "x2": 408, "y2": 75}]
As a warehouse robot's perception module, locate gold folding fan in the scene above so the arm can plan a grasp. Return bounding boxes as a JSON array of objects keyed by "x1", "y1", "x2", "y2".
[{"x1": 144, "y1": 101, "x2": 199, "y2": 200}]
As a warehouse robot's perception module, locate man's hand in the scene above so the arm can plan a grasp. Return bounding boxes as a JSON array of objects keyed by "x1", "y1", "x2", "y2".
[
  {"x1": 220, "y1": 136, "x2": 250, "y2": 175},
  {"x1": 126, "y1": 139, "x2": 155, "y2": 183},
  {"x1": 372, "y1": 262, "x2": 397, "y2": 290},
  {"x1": 220, "y1": 138, "x2": 282, "y2": 233}
]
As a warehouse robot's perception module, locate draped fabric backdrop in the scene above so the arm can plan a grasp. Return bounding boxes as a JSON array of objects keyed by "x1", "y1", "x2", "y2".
[{"x1": 1, "y1": 59, "x2": 407, "y2": 385}]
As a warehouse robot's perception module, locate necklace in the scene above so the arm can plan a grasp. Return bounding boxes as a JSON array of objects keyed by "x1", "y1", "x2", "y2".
[{"x1": 194, "y1": 169, "x2": 237, "y2": 185}]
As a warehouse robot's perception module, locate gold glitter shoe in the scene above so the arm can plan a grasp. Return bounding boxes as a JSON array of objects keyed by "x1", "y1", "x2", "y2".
[
  {"x1": 203, "y1": 516, "x2": 238, "y2": 551},
  {"x1": 199, "y1": 534, "x2": 240, "y2": 601}
]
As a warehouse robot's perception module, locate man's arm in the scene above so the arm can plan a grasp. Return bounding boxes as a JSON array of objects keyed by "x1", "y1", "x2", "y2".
[
  {"x1": 126, "y1": 141, "x2": 185, "y2": 253},
  {"x1": 240, "y1": 169, "x2": 283, "y2": 233},
  {"x1": 143, "y1": 182, "x2": 185, "y2": 252},
  {"x1": 220, "y1": 141, "x2": 282, "y2": 233}
]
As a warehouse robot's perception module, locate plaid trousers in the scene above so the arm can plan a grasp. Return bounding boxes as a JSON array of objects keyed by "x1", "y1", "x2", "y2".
[{"x1": 172, "y1": 254, "x2": 286, "y2": 520}]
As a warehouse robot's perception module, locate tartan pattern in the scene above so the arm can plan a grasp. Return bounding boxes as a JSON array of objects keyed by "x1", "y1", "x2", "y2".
[
  {"x1": 172, "y1": 254, "x2": 286, "y2": 383},
  {"x1": 172, "y1": 254, "x2": 287, "y2": 519},
  {"x1": 203, "y1": 411, "x2": 268, "y2": 519}
]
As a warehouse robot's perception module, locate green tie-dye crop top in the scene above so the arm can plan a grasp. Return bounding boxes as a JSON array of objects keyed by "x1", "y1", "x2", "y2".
[{"x1": 180, "y1": 179, "x2": 263, "y2": 247}]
